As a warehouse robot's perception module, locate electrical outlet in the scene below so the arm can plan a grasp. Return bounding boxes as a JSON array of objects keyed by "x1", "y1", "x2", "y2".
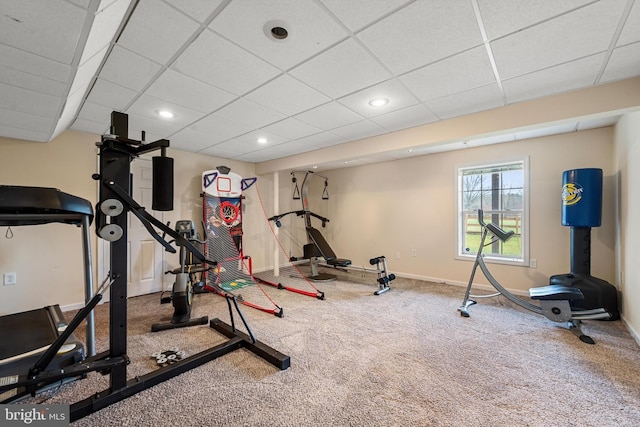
[
  {"x1": 395, "y1": 251, "x2": 400, "y2": 259},
  {"x1": 3, "y1": 272, "x2": 17, "y2": 286},
  {"x1": 530, "y1": 259, "x2": 537, "y2": 268},
  {"x1": 411, "y1": 249, "x2": 417, "y2": 257}
]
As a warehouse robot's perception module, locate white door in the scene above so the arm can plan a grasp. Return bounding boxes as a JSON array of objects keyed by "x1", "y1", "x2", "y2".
[{"x1": 128, "y1": 158, "x2": 164, "y2": 297}]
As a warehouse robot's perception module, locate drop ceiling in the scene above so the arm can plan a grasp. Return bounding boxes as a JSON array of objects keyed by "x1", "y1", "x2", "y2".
[{"x1": 1, "y1": 0, "x2": 639, "y2": 171}]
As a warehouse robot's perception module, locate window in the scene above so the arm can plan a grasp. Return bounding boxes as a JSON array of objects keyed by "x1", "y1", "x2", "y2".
[{"x1": 457, "y1": 158, "x2": 528, "y2": 265}]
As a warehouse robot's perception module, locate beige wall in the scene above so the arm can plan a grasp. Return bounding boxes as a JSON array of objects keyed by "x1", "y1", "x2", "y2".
[
  {"x1": 315, "y1": 127, "x2": 615, "y2": 296},
  {"x1": 614, "y1": 112, "x2": 640, "y2": 341},
  {"x1": 0, "y1": 122, "x2": 628, "y2": 334},
  {"x1": 0, "y1": 131, "x2": 98, "y2": 314}
]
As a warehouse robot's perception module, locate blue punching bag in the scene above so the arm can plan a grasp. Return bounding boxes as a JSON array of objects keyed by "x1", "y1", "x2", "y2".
[
  {"x1": 551, "y1": 167, "x2": 619, "y2": 321},
  {"x1": 561, "y1": 168, "x2": 602, "y2": 227}
]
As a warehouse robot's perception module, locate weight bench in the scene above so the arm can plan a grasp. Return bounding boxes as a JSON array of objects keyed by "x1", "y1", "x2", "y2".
[{"x1": 304, "y1": 227, "x2": 351, "y2": 281}]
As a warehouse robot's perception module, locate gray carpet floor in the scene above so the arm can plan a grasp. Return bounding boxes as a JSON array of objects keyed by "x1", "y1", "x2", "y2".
[{"x1": 12, "y1": 269, "x2": 640, "y2": 426}]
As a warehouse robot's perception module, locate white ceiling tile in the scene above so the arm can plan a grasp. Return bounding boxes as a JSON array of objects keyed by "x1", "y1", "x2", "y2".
[
  {"x1": 80, "y1": 0, "x2": 131, "y2": 66},
  {"x1": 600, "y1": 42, "x2": 640, "y2": 83},
  {"x1": 85, "y1": 78, "x2": 138, "y2": 110},
  {"x1": 618, "y1": 0, "x2": 640, "y2": 46},
  {"x1": 503, "y1": 53, "x2": 605, "y2": 104},
  {"x1": 478, "y1": 0, "x2": 593, "y2": 40},
  {"x1": 370, "y1": 104, "x2": 438, "y2": 132},
  {"x1": 0, "y1": 45, "x2": 70, "y2": 83},
  {"x1": 245, "y1": 75, "x2": 330, "y2": 116},
  {"x1": 337, "y1": 79, "x2": 419, "y2": 118},
  {"x1": 126, "y1": 95, "x2": 205, "y2": 129},
  {"x1": 0, "y1": 124, "x2": 49, "y2": 142},
  {"x1": 210, "y1": 0, "x2": 348, "y2": 70},
  {"x1": 188, "y1": 114, "x2": 253, "y2": 143},
  {"x1": 146, "y1": 69, "x2": 237, "y2": 113},
  {"x1": 71, "y1": 117, "x2": 109, "y2": 136},
  {"x1": 168, "y1": 127, "x2": 220, "y2": 152},
  {"x1": 260, "y1": 118, "x2": 322, "y2": 140},
  {"x1": 77, "y1": 101, "x2": 114, "y2": 124},
  {"x1": 289, "y1": 38, "x2": 391, "y2": 99},
  {"x1": 0, "y1": 0, "x2": 86, "y2": 64},
  {"x1": 400, "y1": 46, "x2": 496, "y2": 102},
  {"x1": 213, "y1": 99, "x2": 287, "y2": 129},
  {"x1": 116, "y1": 0, "x2": 199, "y2": 64},
  {"x1": 167, "y1": 0, "x2": 224, "y2": 24},
  {"x1": 358, "y1": 0, "x2": 482, "y2": 75},
  {"x1": 329, "y1": 120, "x2": 386, "y2": 141},
  {"x1": 370, "y1": 103, "x2": 438, "y2": 132},
  {"x1": 69, "y1": 0, "x2": 91, "y2": 7},
  {"x1": 54, "y1": 86, "x2": 85, "y2": 138},
  {"x1": 0, "y1": 82, "x2": 61, "y2": 117},
  {"x1": 294, "y1": 102, "x2": 365, "y2": 130},
  {"x1": 124, "y1": 112, "x2": 188, "y2": 139},
  {"x1": 228, "y1": 130, "x2": 288, "y2": 148},
  {"x1": 491, "y1": 0, "x2": 628, "y2": 79},
  {"x1": 69, "y1": 46, "x2": 109, "y2": 98},
  {"x1": 172, "y1": 29, "x2": 281, "y2": 95},
  {"x1": 319, "y1": 0, "x2": 412, "y2": 32},
  {"x1": 0, "y1": 107, "x2": 54, "y2": 133},
  {"x1": 199, "y1": 139, "x2": 255, "y2": 158},
  {"x1": 294, "y1": 131, "x2": 348, "y2": 148},
  {"x1": 425, "y1": 84, "x2": 504, "y2": 120},
  {"x1": 261, "y1": 140, "x2": 319, "y2": 156},
  {"x1": 99, "y1": 46, "x2": 162, "y2": 91},
  {"x1": 0, "y1": 66, "x2": 66, "y2": 97}
]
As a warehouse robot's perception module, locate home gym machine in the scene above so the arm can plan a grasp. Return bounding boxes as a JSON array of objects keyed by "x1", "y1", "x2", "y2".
[
  {"x1": 269, "y1": 171, "x2": 351, "y2": 282},
  {"x1": 458, "y1": 209, "x2": 613, "y2": 344},
  {"x1": 269, "y1": 171, "x2": 395, "y2": 294},
  {"x1": 0, "y1": 112, "x2": 290, "y2": 421},
  {"x1": 151, "y1": 220, "x2": 210, "y2": 332}
]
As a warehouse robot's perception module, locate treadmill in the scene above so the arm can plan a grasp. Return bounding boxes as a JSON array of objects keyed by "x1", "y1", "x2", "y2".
[{"x1": 0, "y1": 185, "x2": 94, "y2": 393}]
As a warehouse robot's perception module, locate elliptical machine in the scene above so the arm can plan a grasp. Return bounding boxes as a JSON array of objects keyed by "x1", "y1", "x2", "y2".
[{"x1": 152, "y1": 220, "x2": 210, "y2": 332}]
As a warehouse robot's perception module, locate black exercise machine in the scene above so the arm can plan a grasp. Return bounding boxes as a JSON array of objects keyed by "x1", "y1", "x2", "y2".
[
  {"x1": 0, "y1": 112, "x2": 290, "y2": 420},
  {"x1": 151, "y1": 220, "x2": 209, "y2": 332},
  {"x1": 269, "y1": 171, "x2": 351, "y2": 282},
  {"x1": 459, "y1": 210, "x2": 613, "y2": 344},
  {"x1": 0, "y1": 186, "x2": 93, "y2": 395},
  {"x1": 269, "y1": 171, "x2": 395, "y2": 294}
]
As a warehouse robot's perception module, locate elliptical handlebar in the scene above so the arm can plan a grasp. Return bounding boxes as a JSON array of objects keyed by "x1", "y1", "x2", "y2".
[{"x1": 477, "y1": 209, "x2": 515, "y2": 243}]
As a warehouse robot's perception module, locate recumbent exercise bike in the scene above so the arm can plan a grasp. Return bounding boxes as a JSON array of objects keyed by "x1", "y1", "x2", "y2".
[{"x1": 152, "y1": 220, "x2": 210, "y2": 332}]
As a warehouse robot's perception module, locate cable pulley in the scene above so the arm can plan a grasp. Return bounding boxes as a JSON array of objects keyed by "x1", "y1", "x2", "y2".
[
  {"x1": 100, "y1": 199, "x2": 124, "y2": 217},
  {"x1": 98, "y1": 224, "x2": 123, "y2": 241}
]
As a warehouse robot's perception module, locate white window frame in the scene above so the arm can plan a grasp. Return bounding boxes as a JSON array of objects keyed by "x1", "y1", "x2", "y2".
[{"x1": 455, "y1": 157, "x2": 529, "y2": 266}]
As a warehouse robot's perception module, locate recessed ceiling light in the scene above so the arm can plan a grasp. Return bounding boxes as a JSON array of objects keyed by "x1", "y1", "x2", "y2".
[
  {"x1": 158, "y1": 110, "x2": 174, "y2": 119},
  {"x1": 368, "y1": 98, "x2": 389, "y2": 107},
  {"x1": 257, "y1": 137, "x2": 268, "y2": 144}
]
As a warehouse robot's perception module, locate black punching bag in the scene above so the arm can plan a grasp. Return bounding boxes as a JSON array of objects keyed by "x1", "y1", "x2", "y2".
[{"x1": 152, "y1": 155, "x2": 174, "y2": 211}]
